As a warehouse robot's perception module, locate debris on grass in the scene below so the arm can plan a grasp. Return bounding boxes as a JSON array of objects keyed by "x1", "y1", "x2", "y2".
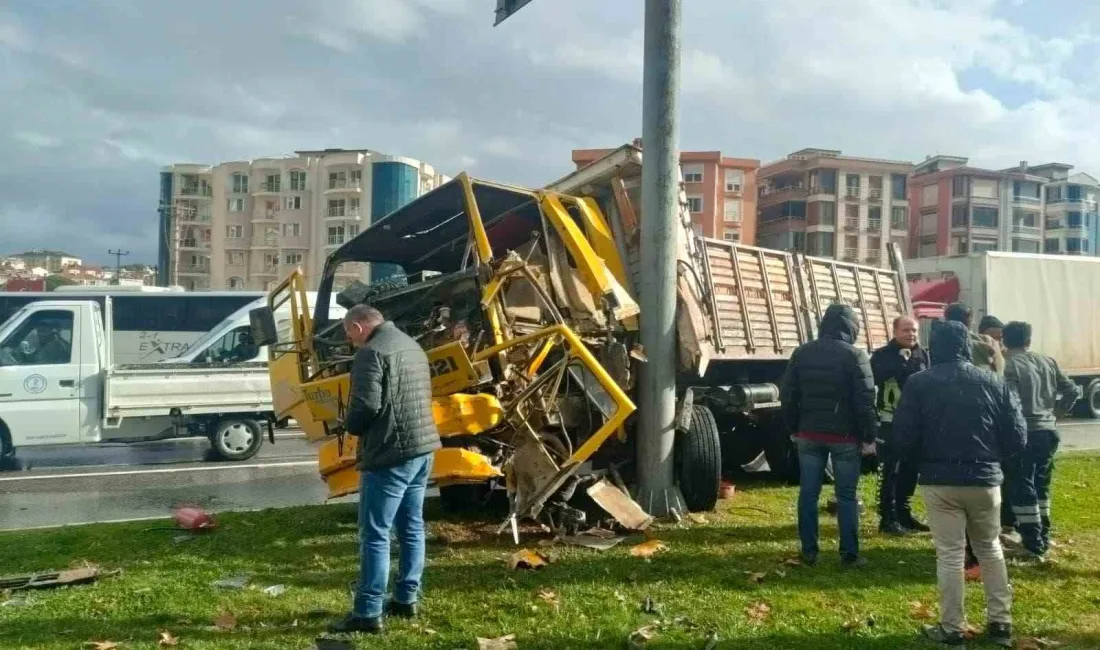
[
  {"x1": 702, "y1": 631, "x2": 719, "y2": 649},
  {"x1": 641, "y1": 596, "x2": 663, "y2": 616},
  {"x1": 1, "y1": 595, "x2": 30, "y2": 607},
  {"x1": 261, "y1": 584, "x2": 287, "y2": 597},
  {"x1": 587, "y1": 479, "x2": 653, "y2": 531},
  {"x1": 536, "y1": 588, "x2": 560, "y2": 612},
  {"x1": 1018, "y1": 637, "x2": 1063, "y2": 649},
  {"x1": 508, "y1": 549, "x2": 550, "y2": 570},
  {"x1": 211, "y1": 575, "x2": 250, "y2": 590},
  {"x1": 687, "y1": 513, "x2": 708, "y2": 525},
  {"x1": 719, "y1": 481, "x2": 736, "y2": 500},
  {"x1": 626, "y1": 623, "x2": 659, "y2": 648},
  {"x1": 83, "y1": 642, "x2": 119, "y2": 650},
  {"x1": 745, "y1": 602, "x2": 771, "y2": 623},
  {"x1": 476, "y1": 633, "x2": 518, "y2": 650},
  {"x1": 213, "y1": 612, "x2": 237, "y2": 630},
  {"x1": 1, "y1": 566, "x2": 118, "y2": 591},
  {"x1": 629, "y1": 539, "x2": 668, "y2": 558},
  {"x1": 782, "y1": 557, "x2": 803, "y2": 568},
  {"x1": 157, "y1": 630, "x2": 178, "y2": 646},
  {"x1": 561, "y1": 533, "x2": 625, "y2": 551},
  {"x1": 908, "y1": 600, "x2": 936, "y2": 621},
  {"x1": 746, "y1": 571, "x2": 767, "y2": 585}
]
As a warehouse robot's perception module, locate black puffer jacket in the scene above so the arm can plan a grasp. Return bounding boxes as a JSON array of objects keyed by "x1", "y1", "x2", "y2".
[
  {"x1": 346, "y1": 321, "x2": 441, "y2": 471},
  {"x1": 893, "y1": 320, "x2": 1027, "y2": 487},
  {"x1": 780, "y1": 304, "x2": 878, "y2": 443}
]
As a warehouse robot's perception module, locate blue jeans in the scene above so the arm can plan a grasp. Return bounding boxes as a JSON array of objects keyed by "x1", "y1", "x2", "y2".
[
  {"x1": 353, "y1": 453, "x2": 433, "y2": 618},
  {"x1": 796, "y1": 438, "x2": 862, "y2": 560}
]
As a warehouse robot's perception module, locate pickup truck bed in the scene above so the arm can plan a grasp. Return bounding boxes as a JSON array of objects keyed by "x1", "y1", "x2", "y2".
[{"x1": 106, "y1": 361, "x2": 272, "y2": 419}]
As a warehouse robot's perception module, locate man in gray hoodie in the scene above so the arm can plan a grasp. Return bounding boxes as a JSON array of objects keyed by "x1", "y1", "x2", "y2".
[{"x1": 1002, "y1": 321, "x2": 1078, "y2": 560}]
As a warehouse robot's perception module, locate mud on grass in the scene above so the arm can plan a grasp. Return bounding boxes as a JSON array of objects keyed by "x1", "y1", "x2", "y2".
[{"x1": 1, "y1": 454, "x2": 1099, "y2": 649}]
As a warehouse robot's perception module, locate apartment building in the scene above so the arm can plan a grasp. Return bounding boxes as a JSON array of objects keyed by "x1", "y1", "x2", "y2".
[
  {"x1": 908, "y1": 157, "x2": 1056, "y2": 258},
  {"x1": 572, "y1": 141, "x2": 760, "y2": 244},
  {"x1": 8, "y1": 249, "x2": 82, "y2": 273},
  {"x1": 1036, "y1": 170, "x2": 1099, "y2": 256},
  {"x1": 755, "y1": 149, "x2": 914, "y2": 266},
  {"x1": 157, "y1": 149, "x2": 449, "y2": 291}
]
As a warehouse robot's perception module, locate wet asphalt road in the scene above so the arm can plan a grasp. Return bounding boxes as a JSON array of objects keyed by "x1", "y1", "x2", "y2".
[{"x1": 2, "y1": 421, "x2": 1099, "y2": 532}]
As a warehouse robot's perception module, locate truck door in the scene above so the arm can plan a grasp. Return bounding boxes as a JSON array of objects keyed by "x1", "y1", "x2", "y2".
[{"x1": 0, "y1": 307, "x2": 83, "y2": 447}]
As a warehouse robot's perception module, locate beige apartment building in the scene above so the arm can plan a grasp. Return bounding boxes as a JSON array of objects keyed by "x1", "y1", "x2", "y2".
[
  {"x1": 157, "y1": 149, "x2": 449, "y2": 291},
  {"x1": 756, "y1": 149, "x2": 914, "y2": 267}
]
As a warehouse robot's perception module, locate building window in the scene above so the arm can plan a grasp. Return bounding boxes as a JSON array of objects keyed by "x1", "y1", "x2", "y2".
[
  {"x1": 1046, "y1": 216, "x2": 1063, "y2": 230},
  {"x1": 891, "y1": 207, "x2": 906, "y2": 229},
  {"x1": 349, "y1": 197, "x2": 361, "y2": 217},
  {"x1": 1013, "y1": 209, "x2": 1038, "y2": 228},
  {"x1": 1012, "y1": 239, "x2": 1040, "y2": 253},
  {"x1": 682, "y1": 163, "x2": 704, "y2": 183},
  {"x1": 283, "y1": 195, "x2": 302, "y2": 210},
  {"x1": 724, "y1": 169, "x2": 744, "y2": 192},
  {"x1": 226, "y1": 251, "x2": 245, "y2": 266},
  {"x1": 264, "y1": 173, "x2": 280, "y2": 192},
  {"x1": 807, "y1": 232, "x2": 835, "y2": 256},
  {"x1": 845, "y1": 174, "x2": 860, "y2": 198},
  {"x1": 952, "y1": 175, "x2": 969, "y2": 197},
  {"x1": 1067, "y1": 237, "x2": 1084, "y2": 253},
  {"x1": 891, "y1": 174, "x2": 907, "y2": 201},
  {"x1": 228, "y1": 276, "x2": 245, "y2": 290},
  {"x1": 791, "y1": 232, "x2": 806, "y2": 252},
  {"x1": 973, "y1": 240, "x2": 997, "y2": 252},
  {"x1": 1044, "y1": 238, "x2": 1060, "y2": 253},
  {"x1": 282, "y1": 223, "x2": 301, "y2": 237},
  {"x1": 1068, "y1": 185, "x2": 1082, "y2": 201},
  {"x1": 1047, "y1": 185, "x2": 1064, "y2": 203},
  {"x1": 350, "y1": 169, "x2": 362, "y2": 186},
  {"x1": 809, "y1": 169, "x2": 837, "y2": 194},
  {"x1": 227, "y1": 198, "x2": 245, "y2": 212},
  {"x1": 868, "y1": 206, "x2": 882, "y2": 229},
  {"x1": 327, "y1": 225, "x2": 345, "y2": 245},
  {"x1": 226, "y1": 225, "x2": 243, "y2": 239},
  {"x1": 869, "y1": 175, "x2": 883, "y2": 198},
  {"x1": 686, "y1": 196, "x2": 703, "y2": 213},
  {"x1": 820, "y1": 201, "x2": 836, "y2": 226},
  {"x1": 919, "y1": 211, "x2": 938, "y2": 236},
  {"x1": 951, "y1": 203, "x2": 968, "y2": 227},
  {"x1": 329, "y1": 171, "x2": 347, "y2": 189},
  {"x1": 289, "y1": 170, "x2": 307, "y2": 191},
  {"x1": 844, "y1": 203, "x2": 859, "y2": 227},
  {"x1": 722, "y1": 231, "x2": 739, "y2": 242},
  {"x1": 348, "y1": 224, "x2": 360, "y2": 237},
  {"x1": 972, "y1": 207, "x2": 999, "y2": 228},
  {"x1": 1067, "y1": 211, "x2": 1083, "y2": 227},
  {"x1": 285, "y1": 253, "x2": 303, "y2": 265},
  {"x1": 231, "y1": 173, "x2": 249, "y2": 194},
  {"x1": 867, "y1": 235, "x2": 881, "y2": 251},
  {"x1": 328, "y1": 199, "x2": 347, "y2": 217},
  {"x1": 723, "y1": 199, "x2": 741, "y2": 222},
  {"x1": 920, "y1": 183, "x2": 939, "y2": 207},
  {"x1": 919, "y1": 241, "x2": 938, "y2": 258}
]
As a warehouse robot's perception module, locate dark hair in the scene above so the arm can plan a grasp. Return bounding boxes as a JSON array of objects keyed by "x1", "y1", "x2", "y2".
[
  {"x1": 978, "y1": 315, "x2": 1004, "y2": 333},
  {"x1": 1003, "y1": 321, "x2": 1032, "y2": 349},
  {"x1": 944, "y1": 302, "x2": 972, "y2": 326}
]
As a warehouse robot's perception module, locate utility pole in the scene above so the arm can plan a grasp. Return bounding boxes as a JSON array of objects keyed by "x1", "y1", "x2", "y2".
[
  {"x1": 108, "y1": 249, "x2": 130, "y2": 286},
  {"x1": 635, "y1": 0, "x2": 683, "y2": 516}
]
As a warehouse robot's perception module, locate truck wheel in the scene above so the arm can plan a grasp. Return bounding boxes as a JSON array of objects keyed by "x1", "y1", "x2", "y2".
[
  {"x1": 209, "y1": 418, "x2": 263, "y2": 462},
  {"x1": 0, "y1": 420, "x2": 15, "y2": 470},
  {"x1": 675, "y1": 405, "x2": 721, "y2": 512},
  {"x1": 764, "y1": 433, "x2": 799, "y2": 485},
  {"x1": 1083, "y1": 381, "x2": 1100, "y2": 419}
]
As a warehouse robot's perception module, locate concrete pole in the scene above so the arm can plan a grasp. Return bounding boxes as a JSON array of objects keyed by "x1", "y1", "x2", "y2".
[{"x1": 636, "y1": 0, "x2": 683, "y2": 516}]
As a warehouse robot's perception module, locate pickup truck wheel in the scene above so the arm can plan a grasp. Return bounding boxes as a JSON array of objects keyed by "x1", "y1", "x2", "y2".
[
  {"x1": 209, "y1": 419, "x2": 263, "y2": 462},
  {"x1": 675, "y1": 405, "x2": 721, "y2": 512}
]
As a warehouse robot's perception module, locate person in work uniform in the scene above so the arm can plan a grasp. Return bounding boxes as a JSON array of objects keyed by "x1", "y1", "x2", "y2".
[
  {"x1": 1002, "y1": 321, "x2": 1078, "y2": 561},
  {"x1": 871, "y1": 315, "x2": 930, "y2": 535},
  {"x1": 945, "y1": 303, "x2": 1003, "y2": 374}
]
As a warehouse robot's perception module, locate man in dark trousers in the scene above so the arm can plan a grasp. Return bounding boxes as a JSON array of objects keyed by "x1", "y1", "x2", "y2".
[
  {"x1": 781, "y1": 304, "x2": 878, "y2": 569},
  {"x1": 1003, "y1": 321, "x2": 1078, "y2": 561},
  {"x1": 329, "y1": 305, "x2": 442, "y2": 635},
  {"x1": 871, "y1": 315, "x2": 929, "y2": 535},
  {"x1": 894, "y1": 320, "x2": 1027, "y2": 647}
]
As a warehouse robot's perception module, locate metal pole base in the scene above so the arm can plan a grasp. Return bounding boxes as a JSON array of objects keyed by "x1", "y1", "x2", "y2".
[{"x1": 634, "y1": 484, "x2": 687, "y2": 519}]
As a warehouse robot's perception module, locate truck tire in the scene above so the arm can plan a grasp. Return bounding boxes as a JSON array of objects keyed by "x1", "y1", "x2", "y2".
[
  {"x1": 209, "y1": 418, "x2": 264, "y2": 462},
  {"x1": 675, "y1": 405, "x2": 721, "y2": 512},
  {"x1": 1083, "y1": 380, "x2": 1100, "y2": 419},
  {"x1": 764, "y1": 432, "x2": 799, "y2": 485},
  {"x1": 0, "y1": 420, "x2": 14, "y2": 470}
]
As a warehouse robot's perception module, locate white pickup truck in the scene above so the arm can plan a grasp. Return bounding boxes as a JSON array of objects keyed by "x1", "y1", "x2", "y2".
[{"x1": 0, "y1": 298, "x2": 275, "y2": 462}]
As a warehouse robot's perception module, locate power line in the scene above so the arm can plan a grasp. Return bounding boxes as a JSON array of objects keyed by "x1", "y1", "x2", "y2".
[{"x1": 108, "y1": 249, "x2": 130, "y2": 286}]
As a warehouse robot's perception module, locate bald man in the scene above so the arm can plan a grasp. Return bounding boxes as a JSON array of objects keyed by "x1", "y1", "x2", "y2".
[{"x1": 871, "y1": 315, "x2": 930, "y2": 535}]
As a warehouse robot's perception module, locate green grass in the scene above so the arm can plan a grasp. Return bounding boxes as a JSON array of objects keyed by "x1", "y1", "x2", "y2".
[{"x1": 2, "y1": 455, "x2": 1100, "y2": 649}]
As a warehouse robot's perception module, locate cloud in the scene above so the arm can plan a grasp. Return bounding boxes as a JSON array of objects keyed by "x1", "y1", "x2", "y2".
[{"x1": 1, "y1": 0, "x2": 1099, "y2": 266}]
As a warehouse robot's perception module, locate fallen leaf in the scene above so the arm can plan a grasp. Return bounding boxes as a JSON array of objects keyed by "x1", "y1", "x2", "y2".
[
  {"x1": 745, "y1": 602, "x2": 771, "y2": 623},
  {"x1": 630, "y1": 539, "x2": 668, "y2": 558},
  {"x1": 508, "y1": 549, "x2": 550, "y2": 570},
  {"x1": 213, "y1": 612, "x2": 237, "y2": 630},
  {"x1": 1018, "y1": 637, "x2": 1063, "y2": 650},
  {"x1": 476, "y1": 634, "x2": 518, "y2": 650},
  {"x1": 687, "y1": 513, "x2": 708, "y2": 524},
  {"x1": 536, "y1": 588, "x2": 560, "y2": 611},
  {"x1": 627, "y1": 623, "x2": 659, "y2": 647},
  {"x1": 84, "y1": 643, "x2": 119, "y2": 650},
  {"x1": 782, "y1": 558, "x2": 802, "y2": 567},
  {"x1": 908, "y1": 600, "x2": 935, "y2": 621},
  {"x1": 157, "y1": 631, "x2": 178, "y2": 646},
  {"x1": 747, "y1": 572, "x2": 767, "y2": 584}
]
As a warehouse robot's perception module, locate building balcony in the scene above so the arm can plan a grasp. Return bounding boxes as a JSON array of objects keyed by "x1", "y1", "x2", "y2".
[
  {"x1": 890, "y1": 221, "x2": 907, "y2": 233},
  {"x1": 179, "y1": 239, "x2": 211, "y2": 250},
  {"x1": 866, "y1": 251, "x2": 882, "y2": 265},
  {"x1": 807, "y1": 186, "x2": 835, "y2": 197},
  {"x1": 326, "y1": 209, "x2": 362, "y2": 222},
  {"x1": 844, "y1": 187, "x2": 861, "y2": 199},
  {"x1": 251, "y1": 210, "x2": 280, "y2": 222},
  {"x1": 1011, "y1": 224, "x2": 1042, "y2": 237},
  {"x1": 252, "y1": 265, "x2": 279, "y2": 276},
  {"x1": 224, "y1": 237, "x2": 249, "y2": 250},
  {"x1": 867, "y1": 188, "x2": 883, "y2": 202},
  {"x1": 1013, "y1": 195, "x2": 1041, "y2": 205},
  {"x1": 253, "y1": 182, "x2": 281, "y2": 195},
  {"x1": 866, "y1": 219, "x2": 882, "y2": 232},
  {"x1": 179, "y1": 186, "x2": 212, "y2": 198},
  {"x1": 325, "y1": 180, "x2": 363, "y2": 194},
  {"x1": 178, "y1": 214, "x2": 212, "y2": 224},
  {"x1": 178, "y1": 265, "x2": 211, "y2": 276},
  {"x1": 844, "y1": 218, "x2": 860, "y2": 230},
  {"x1": 251, "y1": 237, "x2": 279, "y2": 249},
  {"x1": 758, "y1": 186, "x2": 807, "y2": 204},
  {"x1": 326, "y1": 236, "x2": 347, "y2": 247},
  {"x1": 842, "y1": 248, "x2": 859, "y2": 262}
]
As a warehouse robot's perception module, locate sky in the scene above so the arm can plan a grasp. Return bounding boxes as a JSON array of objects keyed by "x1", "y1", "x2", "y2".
[{"x1": 2, "y1": 0, "x2": 1099, "y2": 265}]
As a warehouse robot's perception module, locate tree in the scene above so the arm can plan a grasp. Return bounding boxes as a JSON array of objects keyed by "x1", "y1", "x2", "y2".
[{"x1": 46, "y1": 274, "x2": 76, "y2": 291}]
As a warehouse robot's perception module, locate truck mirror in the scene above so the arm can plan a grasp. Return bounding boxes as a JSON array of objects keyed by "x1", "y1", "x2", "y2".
[{"x1": 249, "y1": 307, "x2": 278, "y2": 347}]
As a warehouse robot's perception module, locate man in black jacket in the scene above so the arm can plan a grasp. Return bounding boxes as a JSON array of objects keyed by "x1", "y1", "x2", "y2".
[
  {"x1": 894, "y1": 321, "x2": 1027, "y2": 648},
  {"x1": 329, "y1": 305, "x2": 442, "y2": 635},
  {"x1": 781, "y1": 304, "x2": 878, "y2": 568},
  {"x1": 871, "y1": 315, "x2": 929, "y2": 535}
]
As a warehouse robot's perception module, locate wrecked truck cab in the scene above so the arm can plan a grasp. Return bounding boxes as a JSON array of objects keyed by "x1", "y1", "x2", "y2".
[{"x1": 261, "y1": 172, "x2": 644, "y2": 536}]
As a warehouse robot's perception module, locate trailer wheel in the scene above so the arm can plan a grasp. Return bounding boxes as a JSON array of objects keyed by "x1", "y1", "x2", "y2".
[
  {"x1": 675, "y1": 405, "x2": 721, "y2": 512},
  {"x1": 209, "y1": 418, "x2": 263, "y2": 462}
]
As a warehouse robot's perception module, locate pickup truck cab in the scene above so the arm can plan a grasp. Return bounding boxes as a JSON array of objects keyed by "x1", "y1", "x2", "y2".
[{"x1": 0, "y1": 298, "x2": 275, "y2": 463}]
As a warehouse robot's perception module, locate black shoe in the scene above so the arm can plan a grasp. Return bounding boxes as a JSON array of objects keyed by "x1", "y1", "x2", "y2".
[
  {"x1": 879, "y1": 519, "x2": 908, "y2": 536},
  {"x1": 386, "y1": 600, "x2": 417, "y2": 618},
  {"x1": 899, "y1": 513, "x2": 931, "y2": 532},
  {"x1": 921, "y1": 623, "x2": 966, "y2": 646},
  {"x1": 987, "y1": 622, "x2": 1012, "y2": 648},
  {"x1": 800, "y1": 552, "x2": 818, "y2": 567},
  {"x1": 841, "y1": 556, "x2": 868, "y2": 569},
  {"x1": 327, "y1": 613, "x2": 383, "y2": 634}
]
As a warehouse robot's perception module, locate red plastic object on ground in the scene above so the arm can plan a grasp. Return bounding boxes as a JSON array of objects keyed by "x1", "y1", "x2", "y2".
[{"x1": 173, "y1": 506, "x2": 216, "y2": 531}]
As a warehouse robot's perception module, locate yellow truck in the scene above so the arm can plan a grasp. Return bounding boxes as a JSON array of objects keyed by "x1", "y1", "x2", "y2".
[{"x1": 250, "y1": 143, "x2": 911, "y2": 532}]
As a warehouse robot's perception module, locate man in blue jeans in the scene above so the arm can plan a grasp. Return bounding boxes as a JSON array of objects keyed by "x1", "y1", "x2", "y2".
[
  {"x1": 780, "y1": 304, "x2": 878, "y2": 568},
  {"x1": 329, "y1": 305, "x2": 441, "y2": 635}
]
